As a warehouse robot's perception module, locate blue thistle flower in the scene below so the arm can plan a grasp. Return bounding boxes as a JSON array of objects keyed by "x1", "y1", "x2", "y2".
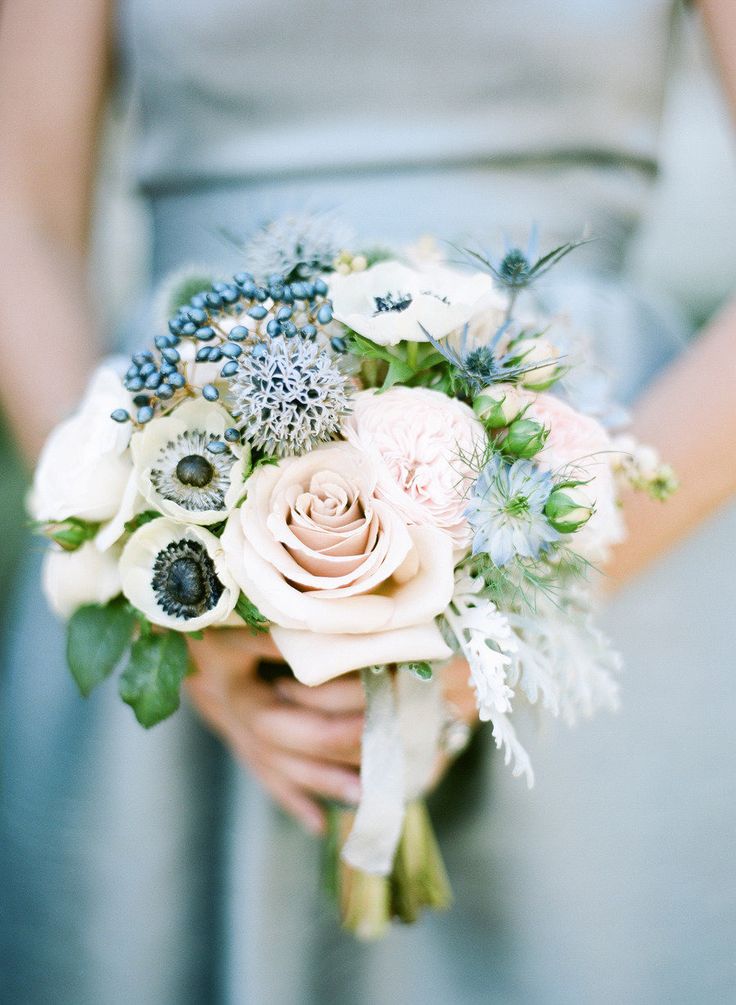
[{"x1": 466, "y1": 455, "x2": 560, "y2": 567}]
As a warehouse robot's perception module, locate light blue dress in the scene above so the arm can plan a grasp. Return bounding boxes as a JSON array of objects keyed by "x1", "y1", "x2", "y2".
[{"x1": 3, "y1": 1, "x2": 735, "y2": 1002}]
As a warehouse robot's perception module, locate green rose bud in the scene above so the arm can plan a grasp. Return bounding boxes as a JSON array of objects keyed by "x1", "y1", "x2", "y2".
[
  {"x1": 544, "y1": 485, "x2": 595, "y2": 533},
  {"x1": 504, "y1": 418, "x2": 548, "y2": 458},
  {"x1": 472, "y1": 382, "x2": 526, "y2": 429},
  {"x1": 39, "y1": 517, "x2": 100, "y2": 552}
]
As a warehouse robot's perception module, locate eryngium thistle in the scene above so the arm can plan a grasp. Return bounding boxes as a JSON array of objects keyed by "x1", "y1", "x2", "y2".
[
  {"x1": 243, "y1": 212, "x2": 354, "y2": 282},
  {"x1": 229, "y1": 338, "x2": 351, "y2": 457}
]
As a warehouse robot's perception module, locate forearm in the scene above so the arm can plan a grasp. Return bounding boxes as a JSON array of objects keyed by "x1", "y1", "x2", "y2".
[
  {"x1": 604, "y1": 296, "x2": 736, "y2": 589},
  {"x1": 0, "y1": 195, "x2": 101, "y2": 462}
]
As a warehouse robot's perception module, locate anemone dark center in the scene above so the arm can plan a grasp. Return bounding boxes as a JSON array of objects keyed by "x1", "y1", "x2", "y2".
[
  {"x1": 373, "y1": 291, "x2": 413, "y2": 314},
  {"x1": 176, "y1": 453, "x2": 214, "y2": 488},
  {"x1": 166, "y1": 556, "x2": 206, "y2": 606},
  {"x1": 151, "y1": 539, "x2": 224, "y2": 619}
]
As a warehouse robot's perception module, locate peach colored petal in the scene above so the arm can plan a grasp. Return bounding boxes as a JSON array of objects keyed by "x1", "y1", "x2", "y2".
[{"x1": 271, "y1": 623, "x2": 454, "y2": 685}]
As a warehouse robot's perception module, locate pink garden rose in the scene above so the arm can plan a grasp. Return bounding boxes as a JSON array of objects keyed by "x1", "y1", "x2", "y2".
[
  {"x1": 222, "y1": 442, "x2": 454, "y2": 683},
  {"x1": 524, "y1": 391, "x2": 626, "y2": 562},
  {"x1": 342, "y1": 387, "x2": 485, "y2": 549}
]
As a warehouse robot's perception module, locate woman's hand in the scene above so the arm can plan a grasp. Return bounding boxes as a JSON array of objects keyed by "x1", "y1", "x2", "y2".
[
  {"x1": 186, "y1": 630, "x2": 365, "y2": 836},
  {"x1": 187, "y1": 632, "x2": 478, "y2": 835}
]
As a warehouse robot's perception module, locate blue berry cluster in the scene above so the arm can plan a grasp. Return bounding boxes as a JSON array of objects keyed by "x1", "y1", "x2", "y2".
[{"x1": 113, "y1": 270, "x2": 345, "y2": 430}]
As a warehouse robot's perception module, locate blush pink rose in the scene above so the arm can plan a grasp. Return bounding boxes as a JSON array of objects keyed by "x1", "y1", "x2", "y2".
[
  {"x1": 222, "y1": 442, "x2": 454, "y2": 684},
  {"x1": 342, "y1": 387, "x2": 485, "y2": 549},
  {"x1": 523, "y1": 391, "x2": 626, "y2": 562}
]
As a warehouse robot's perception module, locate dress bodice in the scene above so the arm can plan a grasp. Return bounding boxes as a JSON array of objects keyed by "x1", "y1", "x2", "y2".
[{"x1": 118, "y1": 0, "x2": 679, "y2": 195}]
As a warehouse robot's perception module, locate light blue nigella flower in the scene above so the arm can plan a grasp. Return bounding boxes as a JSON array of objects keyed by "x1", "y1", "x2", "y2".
[{"x1": 466, "y1": 455, "x2": 560, "y2": 567}]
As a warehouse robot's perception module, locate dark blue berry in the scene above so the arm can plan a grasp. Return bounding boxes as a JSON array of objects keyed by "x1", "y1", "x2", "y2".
[
  {"x1": 254, "y1": 287, "x2": 269, "y2": 302},
  {"x1": 266, "y1": 319, "x2": 281, "y2": 336},
  {"x1": 233, "y1": 272, "x2": 253, "y2": 286},
  {"x1": 133, "y1": 394, "x2": 150, "y2": 407},
  {"x1": 195, "y1": 346, "x2": 211, "y2": 362},
  {"x1": 207, "y1": 347, "x2": 222, "y2": 363},
  {"x1": 331, "y1": 335, "x2": 347, "y2": 353},
  {"x1": 190, "y1": 293, "x2": 207, "y2": 309},
  {"x1": 317, "y1": 304, "x2": 333, "y2": 324},
  {"x1": 196, "y1": 326, "x2": 215, "y2": 341},
  {"x1": 313, "y1": 278, "x2": 329, "y2": 296},
  {"x1": 206, "y1": 440, "x2": 227, "y2": 454},
  {"x1": 126, "y1": 364, "x2": 140, "y2": 380},
  {"x1": 168, "y1": 318, "x2": 183, "y2": 336},
  {"x1": 276, "y1": 306, "x2": 293, "y2": 321},
  {"x1": 281, "y1": 321, "x2": 297, "y2": 338},
  {"x1": 139, "y1": 362, "x2": 155, "y2": 378},
  {"x1": 248, "y1": 305, "x2": 268, "y2": 320},
  {"x1": 162, "y1": 347, "x2": 180, "y2": 364},
  {"x1": 126, "y1": 377, "x2": 144, "y2": 392},
  {"x1": 137, "y1": 405, "x2": 154, "y2": 423},
  {"x1": 168, "y1": 373, "x2": 186, "y2": 389},
  {"x1": 187, "y1": 307, "x2": 207, "y2": 325},
  {"x1": 111, "y1": 408, "x2": 130, "y2": 423},
  {"x1": 157, "y1": 383, "x2": 174, "y2": 400},
  {"x1": 224, "y1": 427, "x2": 241, "y2": 442},
  {"x1": 221, "y1": 342, "x2": 242, "y2": 358},
  {"x1": 205, "y1": 292, "x2": 223, "y2": 309},
  {"x1": 220, "y1": 285, "x2": 240, "y2": 304},
  {"x1": 145, "y1": 372, "x2": 162, "y2": 389},
  {"x1": 229, "y1": 325, "x2": 248, "y2": 341},
  {"x1": 154, "y1": 335, "x2": 171, "y2": 350},
  {"x1": 300, "y1": 324, "x2": 317, "y2": 339},
  {"x1": 180, "y1": 322, "x2": 197, "y2": 336},
  {"x1": 202, "y1": 384, "x2": 219, "y2": 401},
  {"x1": 133, "y1": 351, "x2": 152, "y2": 366},
  {"x1": 220, "y1": 360, "x2": 238, "y2": 377}
]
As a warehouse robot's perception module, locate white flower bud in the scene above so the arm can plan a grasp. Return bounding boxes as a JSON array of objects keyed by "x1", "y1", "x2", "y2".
[
  {"x1": 42, "y1": 541, "x2": 122, "y2": 619},
  {"x1": 513, "y1": 337, "x2": 563, "y2": 389},
  {"x1": 473, "y1": 382, "x2": 526, "y2": 428}
]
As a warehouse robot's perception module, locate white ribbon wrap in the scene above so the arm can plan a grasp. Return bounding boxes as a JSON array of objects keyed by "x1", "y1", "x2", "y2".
[{"x1": 340, "y1": 665, "x2": 443, "y2": 876}]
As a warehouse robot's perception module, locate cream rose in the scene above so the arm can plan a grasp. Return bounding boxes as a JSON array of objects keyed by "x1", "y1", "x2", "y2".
[
  {"x1": 342, "y1": 387, "x2": 485, "y2": 549},
  {"x1": 524, "y1": 391, "x2": 625, "y2": 562},
  {"x1": 30, "y1": 362, "x2": 133, "y2": 523},
  {"x1": 221, "y1": 442, "x2": 454, "y2": 684}
]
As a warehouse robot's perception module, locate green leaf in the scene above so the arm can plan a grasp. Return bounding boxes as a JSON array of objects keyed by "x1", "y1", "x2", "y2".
[
  {"x1": 124, "y1": 510, "x2": 161, "y2": 534},
  {"x1": 119, "y1": 631, "x2": 191, "y2": 728},
  {"x1": 380, "y1": 358, "x2": 415, "y2": 391},
  {"x1": 235, "y1": 593, "x2": 270, "y2": 634},
  {"x1": 66, "y1": 599, "x2": 137, "y2": 697}
]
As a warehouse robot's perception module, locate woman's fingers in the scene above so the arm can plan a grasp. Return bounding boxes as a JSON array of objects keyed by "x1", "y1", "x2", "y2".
[
  {"x1": 264, "y1": 747, "x2": 361, "y2": 805},
  {"x1": 247, "y1": 701, "x2": 364, "y2": 766},
  {"x1": 247, "y1": 759, "x2": 327, "y2": 836},
  {"x1": 274, "y1": 673, "x2": 366, "y2": 715}
]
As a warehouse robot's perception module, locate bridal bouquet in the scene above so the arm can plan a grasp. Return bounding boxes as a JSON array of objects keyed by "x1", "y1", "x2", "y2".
[{"x1": 31, "y1": 215, "x2": 675, "y2": 938}]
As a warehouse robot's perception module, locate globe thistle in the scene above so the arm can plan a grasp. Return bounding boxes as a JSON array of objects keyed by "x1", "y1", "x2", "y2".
[
  {"x1": 229, "y1": 338, "x2": 352, "y2": 457},
  {"x1": 243, "y1": 212, "x2": 355, "y2": 282}
]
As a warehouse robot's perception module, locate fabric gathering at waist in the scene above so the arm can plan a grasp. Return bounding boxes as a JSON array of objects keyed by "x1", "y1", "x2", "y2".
[{"x1": 143, "y1": 158, "x2": 657, "y2": 282}]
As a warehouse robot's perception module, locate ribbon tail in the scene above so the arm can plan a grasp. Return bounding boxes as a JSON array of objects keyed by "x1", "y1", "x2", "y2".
[{"x1": 341, "y1": 667, "x2": 405, "y2": 876}]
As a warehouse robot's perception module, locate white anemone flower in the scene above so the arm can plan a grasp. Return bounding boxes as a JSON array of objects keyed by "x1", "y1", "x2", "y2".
[
  {"x1": 328, "y1": 261, "x2": 493, "y2": 346},
  {"x1": 120, "y1": 518, "x2": 238, "y2": 631},
  {"x1": 131, "y1": 399, "x2": 249, "y2": 525}
]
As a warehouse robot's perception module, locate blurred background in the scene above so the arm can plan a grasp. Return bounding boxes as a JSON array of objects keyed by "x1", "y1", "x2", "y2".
[{"x1": 0, "y1": 8, "x2": 734, "y2": 625}]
